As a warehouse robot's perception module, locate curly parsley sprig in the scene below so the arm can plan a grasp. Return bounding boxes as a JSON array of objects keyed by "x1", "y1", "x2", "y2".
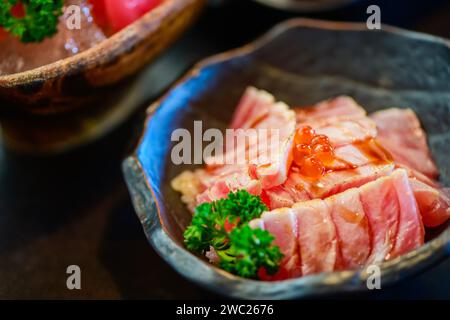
[
  {"x1": 218, "y1": 225, "x2": 282, "y2": 278},
  {"x1": 0, "y1": 0, "x2": 64, "y2": 43},
  {"x1": 184, "y1": 190, "x2": 283, "y2": 279}
]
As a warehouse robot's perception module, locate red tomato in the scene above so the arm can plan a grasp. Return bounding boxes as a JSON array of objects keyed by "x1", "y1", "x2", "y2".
[
  {"x1": 11, "y1": 3, "x2": 25, "y2": 18},
  {"x1": 224, "y1": 217, "x2": 240, "y2": 233},
  {"x1": 0, "y1": 3, "x2": 27, "y2": 41},
  {"x1": 89, "y1": 0, "x2": 109, "y2": 31},
  {"x1": 104, "y1": 0, "x2": 162, "y2": 32}
]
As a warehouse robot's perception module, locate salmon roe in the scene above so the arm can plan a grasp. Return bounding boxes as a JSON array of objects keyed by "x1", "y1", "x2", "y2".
[
  {"x1": 293, "y1": 126, "x2": 335, "y2": 178},
  {"x1": 311, "y1": 134, "x2": 330, "y2": 146},
  {"x1": 294, "y1": 126, "x2": 315, "y2": 144},
  {"x1": 300, "y1": 156, "x2": 325, "y2": 178},
  {"x1": 293, "y1": 144, "x2": 311, "y2": 164},
  {"x1": 312, "y1": 143, "x2": 335, "y2": 165}
]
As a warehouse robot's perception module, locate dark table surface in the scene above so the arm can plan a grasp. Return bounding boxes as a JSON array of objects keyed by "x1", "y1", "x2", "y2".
[{"x1": 1, "y1": 0, "x2": 449, "y2": 299}]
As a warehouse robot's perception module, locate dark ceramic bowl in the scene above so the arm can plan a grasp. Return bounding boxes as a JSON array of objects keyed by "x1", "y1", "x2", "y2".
[{"x1": 123, "y1": 19, "x2": 450, "y2": 299}]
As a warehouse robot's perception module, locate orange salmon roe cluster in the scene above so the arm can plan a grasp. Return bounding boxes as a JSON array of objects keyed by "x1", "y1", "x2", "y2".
[{"x1": 293, "y1": 126, "x2": 335, "y2": 178}]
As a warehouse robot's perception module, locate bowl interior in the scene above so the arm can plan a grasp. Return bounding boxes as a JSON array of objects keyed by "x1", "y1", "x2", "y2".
[{"x1": 137, "y1": 21, "x2": 450, "y2": 242}]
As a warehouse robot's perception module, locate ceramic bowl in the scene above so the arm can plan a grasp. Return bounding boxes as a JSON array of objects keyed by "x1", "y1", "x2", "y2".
[{"x1": 123, "y1": 19, "x2": 450, "y2": 299}]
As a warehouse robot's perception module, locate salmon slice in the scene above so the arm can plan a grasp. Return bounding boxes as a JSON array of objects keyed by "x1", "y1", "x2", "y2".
[
  {"x1": 296, "y1": 96, "x2": 376, "y2": 147},
  {"x1": 402, "y1": 164, "x2": 440, "y2": 188},
  {"x1": 206, "y1": 88, "x2": 296, "y2": 188},
  {"x1": 295, "y1": 96, "x2": 367, "y2": 124},
  {"x1": 230, "y1": 87, "x2": 275, "y2": 129},
  {"x1": 251, "y1": 102, "x2": 296, "y2": 189},
  {"x1": 320, "y1": 164, "x2": 395, "y2": 198},
  {"x1": 251, "y1": 169, "x2": 425, "y2": 279},
  {"x1": 292, "y1": 199, "x2": 338, "y2": 276},
  {"x1": 264, "y1": 176, "x2": 312, "y2": 210},
  {"x1": 195, "y1": 165, "x2": 262, "y2": 204},
  {"x1": 360, "y1": 169, "x2": 425, "y2": 263},
  {"x1": 250, "y1": 208, "x2": 302, "y2": 280},
  {"x1": 255, "y1": 199, "x2": 338, "y2": 278},
  {"x1": 360, "y1": 173, "x2": 400, "y2": 264},
  {"x1": 389, "y1": 170, "x2": 425, "y2": 259},
  {"x1": 314, "y1": 118, "x2": 377, "y2": 147},
  {"x1": 264, "y1": 163, "x2": 394, "y2": 210},
  {"x1": 287, "y1": 163, "x2": 395, "y2": 201},
  {"x1": 410, "y1": 179, "x2": 450, "y2": 227},
  {"x1": 265, "y1": 186, "x2": 300, "y2": 209},
  {"x1": 174, "y1": 88, "x2": 296, "y2": 208},
  {"x1": 331, "y1": 138, "x2": 393, "y2": 170},
  {"x1": 326, "y1": 188, "x2": 370, "y2": 269},
  {"x1": 371, "y1": 108, "x2": 438, "y2": 179}
]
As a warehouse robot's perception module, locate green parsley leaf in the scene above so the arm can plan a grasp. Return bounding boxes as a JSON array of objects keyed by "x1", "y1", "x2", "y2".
[
  {"x1": 183, "y1": 190, "x2": 283, "y2": 279},
  {"x1": 0, "y1": 0, "x2": 64, "y2": 43},
  {"x1": 219, "y1": 224, "x2": 283, "y2": 278}
]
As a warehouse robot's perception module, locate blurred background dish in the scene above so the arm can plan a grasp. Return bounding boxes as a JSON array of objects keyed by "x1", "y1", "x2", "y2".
[{"x1": 0, "y1": 0, "x2": 205, "y2": 153}]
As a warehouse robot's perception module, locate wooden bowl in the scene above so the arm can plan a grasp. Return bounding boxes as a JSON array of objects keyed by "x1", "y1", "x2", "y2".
[
  {"x1": 123, "y1": 19, "x2": 450, "y2": 299},
  {"x1": 0, "y1": 0, "x2": 205, "y2": 115},
  {"x1": 0, "y1": 0, "x2": 205, "y2": 153}
]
